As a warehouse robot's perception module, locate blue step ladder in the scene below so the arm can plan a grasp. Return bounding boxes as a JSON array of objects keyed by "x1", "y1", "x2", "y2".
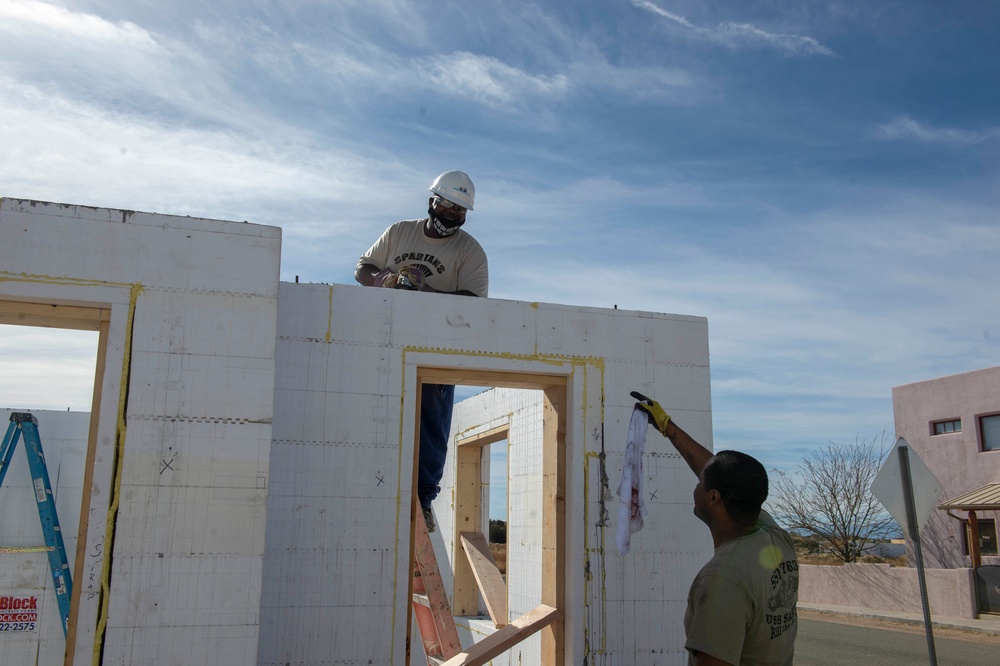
[{"x1": 0, "y1": 412, "x2": 73, "y2": 637}]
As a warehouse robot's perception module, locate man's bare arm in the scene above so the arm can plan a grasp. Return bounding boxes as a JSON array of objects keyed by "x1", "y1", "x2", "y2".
[
  {"x1": 355, "y1": 261, "x2": 382, "y2": 287},
  {"x1": 663, "y1": 419, "x2": 714, "y2": 478}
]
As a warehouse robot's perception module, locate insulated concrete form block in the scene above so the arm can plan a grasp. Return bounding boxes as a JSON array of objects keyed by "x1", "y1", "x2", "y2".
[
  {"x1": 126, "y1": 349, "x2": 275, "y2": 421},
  {"x1": 114, "y1": 479, "x2": 268, "y2": 556},
  {"x1": 260, "y1": 282, "x2": 711, "y2": 665},
  {"x1": 117, "y1": 419, "x2": 270, "y2": 492},
  {"x1": 130, "y1": 288, "x2": 278, "y2": 358},
  {"x1": 104, "y1": 554, "x2": 261, "y2": 626},
  {"x1": 260, "y1": 290, "x2": 413, "y2": 665},
  {"x1": 0, "y1": 199, "x2": 279, "y2": 294},
  {"x1": 388, "y1": 290, "x2": 538, "y2": 354},
  {"x1": 0, "y1": 199, "x2": 280, "y2": 665},
  {"x1": 102, "y1": 624, "x2": 260, "y2": 665}
]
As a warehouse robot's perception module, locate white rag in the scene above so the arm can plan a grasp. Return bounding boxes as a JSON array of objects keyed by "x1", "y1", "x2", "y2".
[{"x1": 616, "y1": 407, "x2": 649, "y2": 556}]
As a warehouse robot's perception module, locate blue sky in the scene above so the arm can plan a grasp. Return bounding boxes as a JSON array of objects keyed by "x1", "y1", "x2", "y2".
[{"x1": 2, "y1": 1, "x2": 999, "y2": 487}]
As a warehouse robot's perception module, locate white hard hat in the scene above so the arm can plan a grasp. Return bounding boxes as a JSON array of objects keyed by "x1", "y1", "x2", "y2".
[{"x1": 429, "y1": 170, "x2": 475, "y2": 210}]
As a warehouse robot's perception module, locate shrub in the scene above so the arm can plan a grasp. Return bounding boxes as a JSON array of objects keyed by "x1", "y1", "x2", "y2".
[{"x1": 489, "y1": 519, "x2": 507, "y2": 544}]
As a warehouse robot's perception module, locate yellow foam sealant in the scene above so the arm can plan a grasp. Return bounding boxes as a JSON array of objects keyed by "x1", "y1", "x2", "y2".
[
  {"x1": 93, "y1": 283, "x2": 142, "y2": 666},
  {"x1": 0, "y1": 270, "x2": 133, "y2": 289}
]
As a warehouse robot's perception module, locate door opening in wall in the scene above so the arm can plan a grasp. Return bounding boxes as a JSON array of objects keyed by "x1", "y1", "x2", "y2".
[
  {"x1": 408, "y1": 367, "x2": 566, "y2": 665},
  {"x1": 0, "y1": 302, "x2": 111, "y2": 661}
]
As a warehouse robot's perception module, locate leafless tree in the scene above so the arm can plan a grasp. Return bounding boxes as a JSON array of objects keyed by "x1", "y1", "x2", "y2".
[{"x1": 768, "y1": 433, "x2": 898, "y2": 563}]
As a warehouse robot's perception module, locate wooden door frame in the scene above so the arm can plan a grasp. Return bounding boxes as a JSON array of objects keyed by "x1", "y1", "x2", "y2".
[{"x1": 405, "y1": 358, "x2": 568, "y2": 665}]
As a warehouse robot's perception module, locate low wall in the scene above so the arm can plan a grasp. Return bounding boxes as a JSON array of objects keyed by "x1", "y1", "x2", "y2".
[{"x1": 799, "y1": 563, "x2": 977, "y2": 619}]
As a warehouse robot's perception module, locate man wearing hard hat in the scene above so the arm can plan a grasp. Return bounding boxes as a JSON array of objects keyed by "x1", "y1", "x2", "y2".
[{"x1": 355, "y1": 170, "x2": 489, "y2": 532}]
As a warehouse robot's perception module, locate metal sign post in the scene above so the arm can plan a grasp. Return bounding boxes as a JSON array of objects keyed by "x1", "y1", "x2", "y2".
[
  {"x1": 872, "y1": 437, "x2": 944, "y2": 666},
  {"x1": 898, "y1": 444, "x2": 937, "y2": 666}
]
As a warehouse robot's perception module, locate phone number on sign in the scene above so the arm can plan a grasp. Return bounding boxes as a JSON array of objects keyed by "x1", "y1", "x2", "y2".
[{"x1": 0, "y1": 622, "x2": 37, "y2": 632}]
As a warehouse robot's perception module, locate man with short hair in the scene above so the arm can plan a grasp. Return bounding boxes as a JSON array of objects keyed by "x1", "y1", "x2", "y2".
[
  {"x1": 356, "y1": 171, "x2": 488, "y2": 532},
  {"x1": 634, "y1": 393, "x2": 799, "y2": 666}
]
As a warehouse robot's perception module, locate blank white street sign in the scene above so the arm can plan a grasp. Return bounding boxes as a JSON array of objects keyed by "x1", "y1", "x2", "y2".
[{"x1": 871, "y1": 437, "x2": 944, "y2": 537}]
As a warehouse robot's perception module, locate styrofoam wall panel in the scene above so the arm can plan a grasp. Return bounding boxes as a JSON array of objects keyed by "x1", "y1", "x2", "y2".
[
  {"x1": 261, "y1": 282, "x2": 711, "y2": 665},
  {"x1": 262, "y1": 284, "x2": 407, "y2": 665},
  {"x1": 0, "y1": 199, "x2": 280, "y2": 665},
  {"x1": 125, "y1": 349, "x2": 275, "y2": 421},
  {"x1": 102, "y1": 622, "x2": 260, "y2": 665},
  {"x1": 130, "y1": 289, "x2": 277, "y2": 358},
  {"x1": 0, "y1": 199, "x2": 279, "y2": 295}
]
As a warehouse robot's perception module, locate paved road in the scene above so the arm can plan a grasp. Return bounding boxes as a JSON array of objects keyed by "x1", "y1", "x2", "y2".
[{"x1": 797, "y1": 610, "x2": 1000, "y2": 666}]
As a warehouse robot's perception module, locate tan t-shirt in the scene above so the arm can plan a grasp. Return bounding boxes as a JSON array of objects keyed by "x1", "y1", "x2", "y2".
[
  {"x1": 358, "y1": 219, "x2": 489, "y2": 297},
  {"x1": 684, "y1": 512, "x2": 799, "y2": 665}
]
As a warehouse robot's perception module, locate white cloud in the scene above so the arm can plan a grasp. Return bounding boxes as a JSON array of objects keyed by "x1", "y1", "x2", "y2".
[
  {"x1": 630, "y1": 0, "x2": 696, "y2": 29},
  {"x1": 875, "y1": 116, "x2": 1000, "y2": 146},
  {"x1": 0, "y1": 0, "x2": 158, "y2": 49},
  {"x1": 630, "y1": 0, "x2": 835, "y2": 57},
  {"x1": 0, "y1": 76, "x2": 357, "y2": 209},
  {"x1": 0, "y1": 1, "x2": 263, "y2": 131},
  {"x1": 0, "y1": 0, "x2": 704, "y2": 128},
  {"x1": 716, "y1": 22, "x2": 835, "y2": 57},
  {"x1": 422, "y1": 51, "x2": 570, "y2": 109}
]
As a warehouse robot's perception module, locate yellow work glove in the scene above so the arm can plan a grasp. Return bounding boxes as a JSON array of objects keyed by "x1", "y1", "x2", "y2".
[{"x1": 630, "y1": 391, "x2": 671, "y2": 436}]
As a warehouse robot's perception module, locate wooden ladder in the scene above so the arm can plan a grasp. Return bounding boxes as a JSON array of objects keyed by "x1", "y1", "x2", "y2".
[
  {"x1": 409, "y1": 502, "x2": 562, "y2": 666},
  {"x1": 411, "y1": 505, "x2": 462, "y2": 664}
]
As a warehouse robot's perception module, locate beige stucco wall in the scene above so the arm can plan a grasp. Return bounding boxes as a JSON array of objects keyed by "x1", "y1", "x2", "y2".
[
  {"x1": 892, "y1": 366, "x2": 1000, "y2": 569},
  {"x1": 798, "y1": 564, "x2": 977, "y2": 618}
]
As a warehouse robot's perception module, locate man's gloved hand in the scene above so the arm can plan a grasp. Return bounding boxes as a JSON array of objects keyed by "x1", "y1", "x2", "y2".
[
  {"x1": 373, "y1": 268, "x2": 398, "y2": 289},
  {"x1": 630, "y1": 391, "x2": 671, "y2": 436},
  {"x1": 397, "y1": 266, "x2": 425, "y2": 291}
]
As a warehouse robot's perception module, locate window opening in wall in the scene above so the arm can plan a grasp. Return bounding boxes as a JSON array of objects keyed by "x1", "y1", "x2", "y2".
[
  {"x1": 964, "y1": 518, "x2": 998, "y2": 556},
  {"x1": 453, "y1": 422, "x2": 509, "y2": 622},
  {"x1": 0, "y1": 306, "x2": 107, "y2": 658},
  {"x1": 932, "y1": 419, "x2": 961, "y2": 435},
  {"x1": 488, "y1": 437, "x2": 508, "y2": 581},
  {"x1": 981, "y1": 414, "x2": 1000, "y2": 452}
]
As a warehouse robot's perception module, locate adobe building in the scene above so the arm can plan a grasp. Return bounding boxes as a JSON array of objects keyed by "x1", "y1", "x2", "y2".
[
  {"x1": 893, "y1": 366, "x2": 1000, "y2": 616},
  {"x1": 892, "y1": 366, "x2": 1000, "y2": 570},
  {"x1": 0, "y1": 198, "x2": 713, "y2": 664}
]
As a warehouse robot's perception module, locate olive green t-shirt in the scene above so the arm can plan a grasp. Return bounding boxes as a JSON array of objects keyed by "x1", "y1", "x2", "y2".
[{"x1": 684, "y1": 512, "x2": 799, "y2": 665}]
